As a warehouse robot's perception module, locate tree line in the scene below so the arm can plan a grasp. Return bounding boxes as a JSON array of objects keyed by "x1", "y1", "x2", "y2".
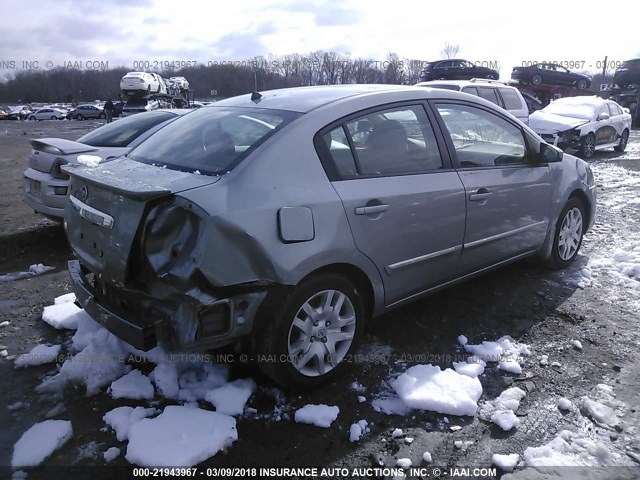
[{"x1": 0, "y1": 52, "x2": 430, "y2": 103}]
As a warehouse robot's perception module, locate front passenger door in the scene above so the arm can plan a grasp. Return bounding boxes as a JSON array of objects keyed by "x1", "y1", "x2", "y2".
[{"x1": 433, "y1": 102, "x2": 552, "y2": 273}]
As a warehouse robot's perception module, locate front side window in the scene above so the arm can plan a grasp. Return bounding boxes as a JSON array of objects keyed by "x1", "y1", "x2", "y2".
[
  {"x1": 607, "y1": 103, "x2": 621, "y2": 116},
  {"x1": 319, "y1": 105, "x2": 443, "y2": 178},
  {"x1": 436, "y1": 103, "x2": 528, "y2": 167},
  {"x1": 128, "y1": 107, "x2": 300, "y2": 175}
]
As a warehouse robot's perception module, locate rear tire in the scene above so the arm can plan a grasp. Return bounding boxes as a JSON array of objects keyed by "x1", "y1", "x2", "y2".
[
  {"x1": 76, "y1": 114, "x2": 84, "y2": 120},
  {"x1": 532, "y1": 74, "x2": 543, "y2": 86},
  {"x1": 50, "y1": 115, "x2": 56, "y2": 120},
  {"x1": 614, "y1": 129, "x2": 629, "y2": 152},
  {"x1": 254, "y1": 273, "x2": 365, "y2": 390},
  {"x1": 29, "y1": 116, "x2": 36, "y2": 121},
  {"x1": 547, "y1": 198, "x2": 585, "y2": 269},
  {"x1": 99, "y1": 113, "x2": 105, "y2": 119},
  {"x1": 576, "y1": 79, "x2": 588, "y2": 90}
]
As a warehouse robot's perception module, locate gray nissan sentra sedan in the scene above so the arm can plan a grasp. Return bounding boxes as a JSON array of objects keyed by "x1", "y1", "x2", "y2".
[{"x1": 63, "y1": 85, "x2": 596, "y2": 389}]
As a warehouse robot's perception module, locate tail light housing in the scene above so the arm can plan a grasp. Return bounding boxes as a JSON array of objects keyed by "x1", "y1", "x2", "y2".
[{"x1": 51, "y1": 158, "x2": 69, "y2": 179}]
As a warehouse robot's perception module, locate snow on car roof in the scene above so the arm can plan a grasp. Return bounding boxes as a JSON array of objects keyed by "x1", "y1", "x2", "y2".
[{"x1": 549, "y1": 96, "x2": 606, "y2": 106}]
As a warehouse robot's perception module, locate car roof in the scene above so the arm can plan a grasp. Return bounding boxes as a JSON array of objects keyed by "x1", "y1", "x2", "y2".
[
  {"x1": 416, "y1": 80, "x2": 515, "y2": 89},
  {"x1": 549, "y1": 96, "x2": 606, "y2": 107},
  {"x1": 212, "y1": 84, "x2": 464, "y2": 113}
]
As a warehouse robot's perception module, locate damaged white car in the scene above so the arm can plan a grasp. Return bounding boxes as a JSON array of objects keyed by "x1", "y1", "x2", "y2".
[{"x1": 529, "y1": 96, "x2": 631, "y2": 159}]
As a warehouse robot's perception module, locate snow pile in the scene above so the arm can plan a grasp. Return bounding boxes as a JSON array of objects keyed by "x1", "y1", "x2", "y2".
[
  {"x1": 103, "y1": 406, "x2": 158, "y2": 441},
  {"x1": 422, "y1": 451, "x2": 432, "y2": 463},
  {"x1": 572, "y1": 340, "x2": 583, "y2": 350},
  {"x1": 492, "y1": 453, "x2": 520, "y2": 472},
  {"x1": 391, "y1": 428, "x2": 404, "y2": 438},
  {"x1": 14, "y1": 344, "x2": 61, "y2": 368},
  {"x1": 558, "y1": 398, "x2": 573, "y2": 411},
  {"x1": 611, "y1": 248, "x2": 640, "y2": 280},
  {"x1": 104, "y1": 447, "x2": 121, "y2": 462},
  {"x1": 294, "y1": 404, "x2": 340, "y2": 428},
  {"x1": 349, "y1": 420, "x2": 369, "y2": 442},
  {"x1": 12, "y1": 420, "x2": 73, "y2": 467},
  {"x1": 520, "y1": 429, "x2": 611, "y2": 466},
  {"x1": 77, "y1": 154, "x2": 102, "y2": 167},
  {"x1": 464, "y1": 336, "x2": 530, "y2": 374},
  {"x1": 396, "y1": 458, "x2": 412, "y2": 468},
  {"x1": 55, "y1": 293, "x2": 76, "y2": 304},
  {"x1": 479, "y1": 387, "x2": 526, "y2": 431},
  {"x1": 579, "y1": 384, "x2": 624, "y2": 429},
  {"x1": 125, "y1": 406, "x2": 237, "y2": 467},
  {"x1": 0, "y1": 264, "x2": 55, "y2": 283},
  {"x1": 452, "y1": 356, "x2": 486, "y2": 378},
  {"x1": 108, "y1": 370, "x2": 155, "y2": 400},
  {"x1": 391, "y1": 364, "x2": 482, "y2": 416},
  {"x1": 371, "y1": 395, "x2": 413, "y2": 416},
  {"x1": 205, "y1": 379, "x2": 256, "y2": 416},
  {"x1": 42, "y1": 302, "x2": 90, "y2": 330}
]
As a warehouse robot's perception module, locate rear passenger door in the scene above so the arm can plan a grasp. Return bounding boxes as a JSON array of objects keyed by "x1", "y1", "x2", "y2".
[
  {"x1": 315, "y1": 103, "x2": 466, "y2": 306},
  {"x1": 432, "y1": 101, "x2": 552, "y2": 273}
]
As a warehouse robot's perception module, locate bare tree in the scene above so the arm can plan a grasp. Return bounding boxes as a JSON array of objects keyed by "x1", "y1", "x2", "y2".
[{"x1": 440, "y1": 42, "x2": 460, "y2": 59}]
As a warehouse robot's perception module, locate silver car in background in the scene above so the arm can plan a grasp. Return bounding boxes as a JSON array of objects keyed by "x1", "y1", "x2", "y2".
[
  {"x1": 63, "y1": 85, "x2": 596, "y2": 389},
  {"x1": 23, "y1": 110, "x2": 189, "y2": 220}
]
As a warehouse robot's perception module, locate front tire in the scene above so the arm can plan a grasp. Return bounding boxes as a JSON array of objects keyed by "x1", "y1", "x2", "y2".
[
  {"x1": 576, "y1": 79, "x2": 588, "y2": 90},
  {"x1": 254, "y1": 273, "x2": 365, "y2": 390},
  {"x1": 579, "y1": 133, "x2": 596, "y2": 159},
  {"x1": 614, "y1": 129, "x2": 629, "y2": 152},
  {"x1": 98, "y1": 113, "x2": 105, "y2": 119},
  {"x1": 29, "y1": 116, "x2": 36, "y2": 121},
  {"x1": 548, "y1": 198, "x2": 585, "y2": 269},
  {"x1": 76, "y1": 114, "x2": 84, "y2": 120}
]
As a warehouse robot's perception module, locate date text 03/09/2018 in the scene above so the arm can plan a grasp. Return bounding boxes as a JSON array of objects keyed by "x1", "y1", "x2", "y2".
[{"x1": 131, "y1": 466, "x2": 498, "y2": 478}]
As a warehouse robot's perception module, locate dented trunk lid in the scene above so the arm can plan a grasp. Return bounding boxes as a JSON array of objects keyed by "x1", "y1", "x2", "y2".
[{"x1": 63, "y1": 157, "x2": 219, "y2": 285}]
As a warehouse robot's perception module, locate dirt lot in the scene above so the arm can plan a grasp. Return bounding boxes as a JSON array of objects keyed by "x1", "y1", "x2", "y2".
[{"x1": 1, "y1": 119, "x2": 640, "y2": 478}]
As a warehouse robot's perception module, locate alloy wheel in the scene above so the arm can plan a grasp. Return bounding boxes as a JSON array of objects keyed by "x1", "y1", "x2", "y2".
[
  {"x1": 287, "y1": 289, "x2": 356, "y2": 377},
  {"x1": 558, "y1": 207, "x2": 583, "y2": 261}
]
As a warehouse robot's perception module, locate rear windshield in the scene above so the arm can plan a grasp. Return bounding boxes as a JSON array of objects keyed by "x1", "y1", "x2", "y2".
[
  {"x1": 77, "y1": 111, "x2": 177, "y2": 148},
  {"x1": 128, "y1": 107, "x2": 300, "y2": 175}
]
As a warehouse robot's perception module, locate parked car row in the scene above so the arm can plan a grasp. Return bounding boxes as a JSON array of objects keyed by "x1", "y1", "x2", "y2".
[
  {"x1": 419, "y1": 56, "x2": 640, "y2": 92},
  {"x1": 21, "y1": 84, "x2": 597, "y2": 389}
]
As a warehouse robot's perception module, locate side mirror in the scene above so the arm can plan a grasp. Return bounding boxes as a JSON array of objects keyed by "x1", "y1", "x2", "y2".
[
  {"x1": 539, "y1": 142, "x2": 563, "y2": 163},
  {"x1": 597, "y1": 112, "x2": 610, "y2": 121}
]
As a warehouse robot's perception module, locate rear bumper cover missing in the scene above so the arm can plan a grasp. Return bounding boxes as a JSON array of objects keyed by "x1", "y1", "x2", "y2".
[{"x1": 68, "y1": 260, "x2": 268, "y2": 352}]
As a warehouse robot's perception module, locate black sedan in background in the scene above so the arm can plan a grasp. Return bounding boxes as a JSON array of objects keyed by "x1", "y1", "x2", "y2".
[
  {"x1": 511, "y1": 63, "x2": 591, "y2": 90},
  {"x1": 419, "y1": 59, "x2": 499, "y2": 81}
]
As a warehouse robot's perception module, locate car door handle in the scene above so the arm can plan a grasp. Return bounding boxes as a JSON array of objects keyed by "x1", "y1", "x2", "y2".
[
  {"x1": 469, "y1": 189, "x2": 493, "y2": 202},
  {"x1": 355, "y1": 204, "x2": 389, "y2": 215}
]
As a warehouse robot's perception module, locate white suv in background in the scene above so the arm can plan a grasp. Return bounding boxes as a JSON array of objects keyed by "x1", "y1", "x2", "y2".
[{"x1": 416, "y1": 79, "x2": 530, "y2": 124}]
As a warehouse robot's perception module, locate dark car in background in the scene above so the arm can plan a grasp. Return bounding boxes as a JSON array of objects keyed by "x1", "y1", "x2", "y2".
[
  {"x1": 419, "y1": 59, "x2": 499, "y2": 82},
  {"x1": 520, "y1": 91, "x2": 544, "y2": 113},
  {"x1": 511, "y1": 63, "x2": 591, "y2": 90},
  {"x1": 113, "y1": 101, "x2": 125, "y2": 118},
  {"x1": 614, "y1": 59, "x2": 640, "y2": 87}
]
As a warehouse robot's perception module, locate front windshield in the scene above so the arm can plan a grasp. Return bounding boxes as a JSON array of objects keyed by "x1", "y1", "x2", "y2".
[
  {"x1": 77, "y1": 111, "x2": 177, "y2": 147},
  {"x1": 542, "y1": 102, "x2": 595, "y2": 120},
  {"x1": 128, "y1": 107, "x2": 300, "y2": 175}
]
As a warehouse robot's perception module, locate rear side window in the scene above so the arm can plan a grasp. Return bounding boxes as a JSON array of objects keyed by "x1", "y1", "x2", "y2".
[
  {"x1": 129, "y1": 107, "x2": 300, "y2": 175},
  {"x1": 461, "y1": 86, "x2": 479, "y2": 96},
  {"x1": 498, "y1": 88, "x2": 524, "y2": 110},
  {"x1": 318, "y1": 105, "x2": 443, "y2": 178},
  {"x1": 607, "y1": 103, "x2": 621, "y2": 116},
  {"x1": 477, "y1": 88, "x2": 501, "y2": 106},
  {"x1": 77, "y1": 111, "x2": 177, "y2": 147}
]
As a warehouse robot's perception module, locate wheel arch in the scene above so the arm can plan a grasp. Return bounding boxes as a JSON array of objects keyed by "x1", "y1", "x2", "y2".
[{"x1": 568, "y1": 189, "x2": 591, "y2": 231}]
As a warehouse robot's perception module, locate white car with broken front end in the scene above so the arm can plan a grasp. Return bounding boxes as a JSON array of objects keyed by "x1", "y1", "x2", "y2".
[{"x1": 529, "y1": 96, "x2": 631, "y2": 159}]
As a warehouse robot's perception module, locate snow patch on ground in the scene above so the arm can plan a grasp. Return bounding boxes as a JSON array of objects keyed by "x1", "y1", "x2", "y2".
[
  {"x1": 391, "y1": 364, "x2": 482, "y2": 416},
  {"x1": 103, "y1": 406, "x2": 158, "y2": 442},
  {"x1": 452, "y1": 357, "x2": 486, "y2": 378},
  {"x1": 0, "y1": 264, "x2": 55, "y2": 283},
  {"x1": 492, "y1": 453, "x2": 520, "y2": 472},
  {"x1": 205, "y1": 379, "x2": 256, "y2": 416},
  {"x1": 463, "y1": 336, "x2": 530, "y2": 374},
  {"x1": 371, "y1": 395, "x2": 413, "y2": 416},
  {"x1": 125, "y1": 406, "x2": 237, "y2": 467},
  {"x1": 12, "y1": 420, "x2": 73, "y2": 467},
  {"x1": 103, "y1": 447, "x2": 121, "y2": 462},
  {"x1": 108, "y1": 370, "x2": 155, "y2": 400},
  {"x1": 294, "y1": 404, "x2": 340, "y2": 428},
  {"x1": 42, "y1": 302, "x2": 89, "y2": 330},
  {"x1": 479, "y1": 387, "x2": 526, "y2": 430},
  {"x1": 349, "y1": 419, "x2": 369, "y2": 442},
  {"x1": 14, "y1": 344, "x2": 61, "y2": 368}
]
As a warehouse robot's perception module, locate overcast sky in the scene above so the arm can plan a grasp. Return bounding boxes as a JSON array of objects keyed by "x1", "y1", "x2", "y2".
[{"x1": 1, "y1": 0, "x2": 638, "y2": 81}]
